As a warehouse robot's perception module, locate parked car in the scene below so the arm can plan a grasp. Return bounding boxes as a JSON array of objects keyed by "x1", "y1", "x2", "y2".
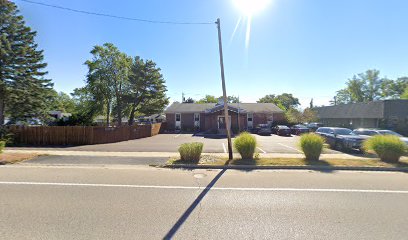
[
  {"x1": 315, "y1": 127, "x2": 369, "y2": 152},
  {"x1": 255, "y1": 124, "x2": 272, "y2": 135},
  {"x1": 353, "y1": 128, "x2": 408, "y2": 145},
  {"x1": 291, "y1": 124, "x2": 310, "y2": 135},
  {"x1": 273, "y1": 125, "x2": 291, "y2": 136},
  {"x1": 306, "y1": 122, "x2": 324, "y2": 132}
]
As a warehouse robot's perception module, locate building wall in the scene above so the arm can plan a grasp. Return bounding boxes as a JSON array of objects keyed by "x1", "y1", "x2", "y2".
[
  {"x1": 319, "y1": 118, "x2": 379, "y2": 129},
  {"x1": 166, "y1": 111, "x2": 285, "y2": 133},
  {"x1": 165, "y1": 113, "x2": 175, "y2": 131},
  {"x1": 382, "y1": 100, "x2": 408, "y2": 134}
]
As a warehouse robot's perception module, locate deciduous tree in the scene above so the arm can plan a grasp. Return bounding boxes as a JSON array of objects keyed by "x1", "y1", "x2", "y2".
[
  {"x1": 125, "y1": 57, "x2": 168, "y2": 125},
  {"x1": 84, "y1": 43, "x2": 131, "y2": 126}
]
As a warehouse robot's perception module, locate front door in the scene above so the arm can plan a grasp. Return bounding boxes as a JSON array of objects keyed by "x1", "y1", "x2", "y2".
[
  {"x1": 218, "y1": 116, "x2": 231, "y2": 129},
  {"x1": 247, "y1": 113, "x2": 253, "y2": 129},
  {"x1": 194, "y1": 113, "x2": 200, "y2": 130},
  {"x1": 175, "y1": 113, "x2": 181, "y2": 130}
]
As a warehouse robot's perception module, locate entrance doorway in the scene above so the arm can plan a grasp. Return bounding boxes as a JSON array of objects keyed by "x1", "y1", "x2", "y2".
[{"x1": 218, "y1": 116, "x2": 231, "y2": 129}]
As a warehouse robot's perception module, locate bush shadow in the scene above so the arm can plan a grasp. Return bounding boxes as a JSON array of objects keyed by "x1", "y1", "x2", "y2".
[{"x1": 304, "y1": 158, "x2": 335, "y2": 173}]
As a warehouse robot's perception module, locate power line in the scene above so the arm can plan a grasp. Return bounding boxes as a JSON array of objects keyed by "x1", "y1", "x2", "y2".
[{"x1": 19, "y1": 0, "x2": 215, "y2": 25}]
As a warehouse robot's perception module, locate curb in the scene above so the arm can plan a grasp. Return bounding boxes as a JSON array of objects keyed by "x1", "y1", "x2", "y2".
[{"x1": 162, "y1": 164, "x2": 408, "y2": 172}]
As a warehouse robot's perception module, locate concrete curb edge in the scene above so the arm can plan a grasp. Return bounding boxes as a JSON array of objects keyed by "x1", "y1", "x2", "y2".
[{"x1": 162, "y1": 164, "x2": 408, "y2": 172}]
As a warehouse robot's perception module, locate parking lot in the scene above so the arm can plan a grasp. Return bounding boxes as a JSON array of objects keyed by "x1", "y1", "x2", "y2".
[{"x1": 48, "y1": 133, "x2": 340, "y2": 154}]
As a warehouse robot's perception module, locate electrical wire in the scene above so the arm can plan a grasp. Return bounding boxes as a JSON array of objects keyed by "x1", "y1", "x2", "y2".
[{"x1": 19, "y1": 0, "x2": 215, "y2": 25}]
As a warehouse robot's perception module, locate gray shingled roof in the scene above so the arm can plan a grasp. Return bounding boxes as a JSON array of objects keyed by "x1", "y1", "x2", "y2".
[
  {"x1": 165, "y1": 102, "x2": 284, "y2": 114},
  {"x1": 315, "y1": 101, "x2": 385, "y2": 119}
]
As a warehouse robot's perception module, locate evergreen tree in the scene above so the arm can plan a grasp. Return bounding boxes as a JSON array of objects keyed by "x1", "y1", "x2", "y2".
[{"x1": 0, "y1": 0, "x2": 53, "y2": 124}]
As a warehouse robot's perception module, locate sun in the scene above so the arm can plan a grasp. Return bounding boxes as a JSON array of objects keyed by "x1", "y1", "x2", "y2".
[
  {"x1": 231, "y1": 0, "x2": 271, "y2": 49},
  {"x1": 233, "y1": 0, "x2": 270, "y2": 17}
]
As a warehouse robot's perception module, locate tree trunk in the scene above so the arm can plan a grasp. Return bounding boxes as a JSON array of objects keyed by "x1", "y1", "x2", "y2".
[
  {"x1": 0, "y1": 96, "x2": 4, "y2": 125},
  {"x1": 128, "y1": 103, "x2": 136, "y2": 126},
  {"x1": 117, "y1": 101, "x2": 122, "y2": 126},
  {"x1": 106, "y1": 101, "x2": 110, "y2": 126}
]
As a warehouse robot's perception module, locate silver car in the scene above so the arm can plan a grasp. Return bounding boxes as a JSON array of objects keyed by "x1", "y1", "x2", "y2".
[{"x1": 352, "y1": 129, "x2": 408, "y2": 145}]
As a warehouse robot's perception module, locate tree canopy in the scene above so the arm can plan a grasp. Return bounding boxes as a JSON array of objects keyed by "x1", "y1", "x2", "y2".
[
  {"x1": 195, "y1": 95, "x2": 240, "y2": 104},
  {"x1": 332, "y1": 69, "x2": 408, "y2": 105},
  {"x1": 257, "y1": 93, "x2": 300, "y2": 110},
  {"x1": 0, "y1": 0, "x2": 54, "y2": 124},
  {"x1": 82, "y1": 43, "x2": 168, "y2": 126}
]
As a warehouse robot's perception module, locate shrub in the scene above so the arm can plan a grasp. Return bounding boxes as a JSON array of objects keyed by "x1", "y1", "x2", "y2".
[
  {"x1": 178, "y1": 142, "x2": 204, "y2": 163},
  {"x1": 0, "y1": 141, "x2": 5, "y2": 154},
  {"x1": 0, "y1": 126, "x2": 14, "y2": 145},
  {"x1": 363, "y1": 135, "x2": 406, "y2": 163},
  {"x1": 299, "y1": 133, "x2": 324, "y2": 161},
  {"x1": 234, "y1": 132, "x2": 257, "y2": 159}
]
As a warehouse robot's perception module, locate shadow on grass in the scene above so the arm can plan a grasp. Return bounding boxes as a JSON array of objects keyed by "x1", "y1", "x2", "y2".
[
  {"x1": 304, "y1": 159, "x2": 335, "y2": 173},
  {"x1": 229, "y1": 158, "x2": 257, "y2": 172},
  {"x1": 163, "y1": 168, "x2": 227, "y2": 239}
]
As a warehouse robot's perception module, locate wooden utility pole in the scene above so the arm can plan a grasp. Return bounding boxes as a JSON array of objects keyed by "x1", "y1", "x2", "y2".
[{"x1": 216, "y1": 18, "x2": 233, "y2": 160}]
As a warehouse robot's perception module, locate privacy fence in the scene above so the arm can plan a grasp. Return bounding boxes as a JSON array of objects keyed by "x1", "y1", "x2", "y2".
[{"x1": 7, "y1": 123, "x2": 164, "y2": 146}]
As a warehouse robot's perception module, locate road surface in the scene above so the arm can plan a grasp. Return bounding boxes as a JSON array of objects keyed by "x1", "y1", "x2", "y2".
[{"x1": 0, "y1": 165, "x2": 407, "y2": 239}]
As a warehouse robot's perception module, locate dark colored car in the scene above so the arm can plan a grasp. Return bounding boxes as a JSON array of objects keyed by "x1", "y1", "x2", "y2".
[
  {"x1": 291, "y1": 124, "x2": 310, "y2": 135},
  {"x1": 306, "y1": 122, "x2": 324, "y2": 132},
  {"x1": 273, "y1": 125, "x2": 291, "y2": 136},
  {"x1": 315, "y1": 127, "x2": 368, "y2": 152},
  {"x1": 255, "y1": 124, "x2": 272, "y2": 135}
]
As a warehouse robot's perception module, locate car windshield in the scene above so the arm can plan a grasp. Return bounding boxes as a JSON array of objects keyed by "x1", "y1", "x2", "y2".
[
  {"x1": 378, "y1": 130, "x2": 403, "y2": 137},
  {"x1": 334, "y1": 129, "x2": 354, "y2": 135},
  {"x1": 278, "y1": 126, "x2": 289, "y2": 129}
]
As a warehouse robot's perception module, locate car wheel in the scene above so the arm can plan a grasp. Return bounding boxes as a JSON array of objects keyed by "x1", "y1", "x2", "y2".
[{"x1": 334, "y1": 142, "x2": 344, "y2": 151}]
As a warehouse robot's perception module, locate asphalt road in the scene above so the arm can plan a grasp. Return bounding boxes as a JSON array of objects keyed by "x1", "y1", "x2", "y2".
[
  {"x1": 0, "y1": 165, "x2": 407, "y2": 239},
  {"x1": 10, "y1": 133, "x2": 340, "y2": 154},
  {"x1": 27, "y1": 155, "x2": 169, "y2": 165}
]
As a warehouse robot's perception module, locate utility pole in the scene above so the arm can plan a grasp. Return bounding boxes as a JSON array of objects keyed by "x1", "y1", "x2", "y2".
[
  {"x1": 237, "y1": 96, "x2": 241, "y2": 132},
  {"x1": 216, "y1": 18, "x2": 233, "y2": 160}
]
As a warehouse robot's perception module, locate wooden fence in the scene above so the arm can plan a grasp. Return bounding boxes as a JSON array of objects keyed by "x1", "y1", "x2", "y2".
[{"x1": 7, "y1": 123, "x2": 163, "y2": 146}]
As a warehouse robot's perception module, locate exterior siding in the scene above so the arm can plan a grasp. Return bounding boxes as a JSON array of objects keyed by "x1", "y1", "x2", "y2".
[
  {"x1": 180, "y1": 113, "x2": 195, "y2": 131},
  {"x1": 320, "y1": 118, "x2": 379, "y2": 129},
  {"x1": 165, "y1": 113, "x2": 175, "y2": 131}
]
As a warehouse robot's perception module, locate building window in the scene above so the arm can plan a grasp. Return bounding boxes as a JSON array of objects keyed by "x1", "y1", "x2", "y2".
[
  {"x1": 247, "y1": 113, "x2": 253, "y2": 122},
  {"x1": 175, "y1": 113, "x2": 181, "y2": 121}
]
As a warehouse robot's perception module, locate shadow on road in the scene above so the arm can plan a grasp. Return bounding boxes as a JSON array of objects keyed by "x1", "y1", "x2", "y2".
[{"x1": 163, "y1": 169, "x2": 227, "y2": 239}]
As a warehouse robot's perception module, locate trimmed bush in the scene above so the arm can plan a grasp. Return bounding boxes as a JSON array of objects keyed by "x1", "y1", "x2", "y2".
[
  {"x1": 234, "y1": 132, "x2": 257, "y2": 159},
  {"x1": 299, "y1": 133, "x2": 324, "y2": 161},
  {"x1": 0, "y1": 141, "x2": 5, "y2": 154},
  {"x1": 363, "y1": 135, "x2": 406, "y2": 163},
  {"x1": 178, "y1": 142, "x2": 204, "y2": 163}
]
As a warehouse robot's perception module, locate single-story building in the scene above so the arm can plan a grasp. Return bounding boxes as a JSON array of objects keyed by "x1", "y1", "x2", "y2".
[
  {"x1": 315, "y1": 100, "x2": 408, "y2": 134},
  {"x1": 164, "y1": 102, "x2": 285, "y2": 133}
]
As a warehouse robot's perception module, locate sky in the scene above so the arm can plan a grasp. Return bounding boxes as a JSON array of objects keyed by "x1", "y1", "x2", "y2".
[{"x1": 14, "y1": 0, "x2": 408, "y2": 107}]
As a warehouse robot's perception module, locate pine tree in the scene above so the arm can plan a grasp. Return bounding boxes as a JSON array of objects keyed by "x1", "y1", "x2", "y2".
[{"x1": 0, "y1": 0, "x2": 53, "y2": 124}]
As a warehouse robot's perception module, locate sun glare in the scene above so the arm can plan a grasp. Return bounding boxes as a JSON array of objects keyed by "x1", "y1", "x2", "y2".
[
  {"x1": 231, "y1": 0, "x2": 271, "y2": 49},
  {"x1": 233, "y1": 0, "x2": 270, "y2": 17}
]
